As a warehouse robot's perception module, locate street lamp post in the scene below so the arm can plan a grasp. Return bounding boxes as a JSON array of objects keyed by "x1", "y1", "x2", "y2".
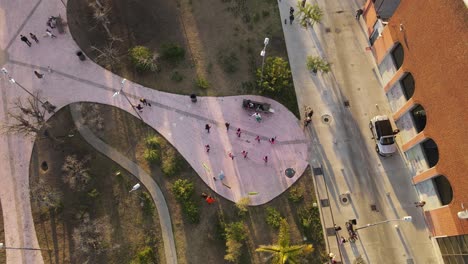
[
  {"x1": 355, "y1": 216, "x2": 412, "y2": 231},
  {"x1": 112, "y1": 78, "x2": 143, "y2": 121},
  {"x1": 259, "y1": 37, "x2": 269, "y2": 86},
  {"x1": 1, "y1": 67, "x2": 56, "y2": 113}
]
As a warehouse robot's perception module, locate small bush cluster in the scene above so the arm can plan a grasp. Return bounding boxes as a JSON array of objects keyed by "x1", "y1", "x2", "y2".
[
  {"x1": 224, "y1": 221, "x2": 247, "y2": 262},
  {"x1": 143, "y1": 135, "x2": 181, "y2": 176},
  {"x1": 160, "y1": 43, "x2": 185, "y2": 63},
  {"x1": 288, "y1": 186, "x2": 305, "y2": 203},
  {"x1": 131, "y1": 246, "x2": 157, "y2": 264},
  {"x1": 194, "y1": 76, "x2": 209, "y2": 89},
  {"x1": 298, "y1": 204, "x2": 322, "y2": 242},
  {"x1": 266, "y1": 207, "x2": 283, "y2": 229},
  {"x1": 129, "y1": 46, "x2": 158, "y2": 72},
  {"x1": 171, "y1": 179, "x2": 199, "y2": 223},
  {"x1": 171, "y1": 71, "x2": 184, "y2": 82},
  {"x1": 235, "y1": 197, "x2": 250, "y2": 216},
  {"x1": 140, "y1": 191, "x2": 155, "y2": 217},
  {"x1": 218, "y1": 51, "x2": 239, "y2": 73}
]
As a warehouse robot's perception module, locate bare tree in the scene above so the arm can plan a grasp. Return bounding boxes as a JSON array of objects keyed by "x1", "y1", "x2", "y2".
[
  {"x1": 30, "y1": 176, "x2": 62, "y2": 212},
  {"x1": 81, "y1": 103, "x2": 104, "y2": 133},
  {"x1": 62, "y1": 155, "x2": 91, "y2": 191},
  {"x1": 88, "y1": 0, "x2": 115, "y2": 39},
  {"x1": 91, "y1": 40, "x2": 122, "y2": 69},
  {"x1": 73, "y1": 214, "x2": 110, "y2": 258},
  {"x1": 2, "y1": 93, "x2": 47, "y2": 137}
]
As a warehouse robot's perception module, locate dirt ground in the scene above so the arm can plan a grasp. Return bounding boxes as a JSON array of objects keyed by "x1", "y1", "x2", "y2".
[
  {"x1": 67, "y1": 0, "x2": 299, "y2": 116},
  {"x1": 92, "y1": 103, "x2": 327, "y2": 263},
  {"x1": 29, "y1": 106, "x2": 164, "y2": 264}
]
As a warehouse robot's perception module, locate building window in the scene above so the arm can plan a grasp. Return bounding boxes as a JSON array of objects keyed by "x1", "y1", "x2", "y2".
[
  {"x1": 391, "y1": 43, "x2": 404, "y2": 69},
  {"x1": 400, "y1": 73, "x2": 415, "y2": 99},
  {"x1": 422, "y1": 139, "x2": 439, "y2": 168},
  {"x1": 437, "y1": 235, "x2": 468, "y2": 263},
  {"x1": 410, "y1": 104, "x2": 426, "y2": 133},
  {"x1": 433, "y1": 175, "x2": 453, "y2": 206}
]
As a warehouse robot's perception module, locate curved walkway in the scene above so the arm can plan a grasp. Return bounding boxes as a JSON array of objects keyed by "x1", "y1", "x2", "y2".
[
  {"x1": 0, "y1": 0, "x2": 308, "y2": 263},
  {"x1": 69, "y1": 104, "x2": 177, "y2": 264}
]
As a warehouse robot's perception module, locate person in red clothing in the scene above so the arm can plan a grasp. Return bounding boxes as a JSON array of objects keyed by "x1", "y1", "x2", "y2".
[{"x1": 206, "y1": 196, "x2": 215, "y2": 204}]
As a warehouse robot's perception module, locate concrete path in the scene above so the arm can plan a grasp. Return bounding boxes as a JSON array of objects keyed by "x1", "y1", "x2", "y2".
[
  {"x1": 278, "y1": 0, "x2": 439, "y2": 263},
  {"x1": 0, "y1": 0, "x2": 307, "y2": 263},
  {"x1": 69, "y1": 104, "x2": 177, "y2": 264}
]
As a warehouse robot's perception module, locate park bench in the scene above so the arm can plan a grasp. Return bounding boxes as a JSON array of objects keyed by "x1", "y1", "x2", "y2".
[{"x1": 242, "y1": 99, "x2": 274, "y2": 113}]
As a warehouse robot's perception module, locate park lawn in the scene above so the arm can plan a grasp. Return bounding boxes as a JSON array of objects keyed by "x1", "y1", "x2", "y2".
[
  {"x1": 67, "y1": 0, "x2": 299, "y2": 117},
  {"x1": 92, "y1": 103, "x2": 327, "y2": 263},
  {"x1": 29, "y1": 106, "x2": 164, "y2": 264}
]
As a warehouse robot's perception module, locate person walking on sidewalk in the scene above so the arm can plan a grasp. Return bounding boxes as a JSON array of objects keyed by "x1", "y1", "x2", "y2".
[
  {"x1": 225, "y1": 122, "x2": 230, "y2": 131},
  {"x1": 29, "y1": 33, "x2": 39, "y2": 43},
  {"x1": 205, "y1": 124, "x2": 211, "y2": 133},
  {"x1": 241, "y1": 151, "x2": 248, "y2": 159},
  {"x1": 34, "y1": 70, "x2": 44, "y2": 79},
  {"x1": 356, "y1": 9, "x2": 363, "y2": 20},
  {"x1": 20, "y1": 35, "x2": 31, "y2": 47},
  {"x1": 290, "y1": 7, "x2": 294, "y2": 15},
  {"x1": 205, "y1": 144, "x2": 210, "y2": 153},
  {"x1": 289, "y1": 14, "x2": 295, "y2": 25}
]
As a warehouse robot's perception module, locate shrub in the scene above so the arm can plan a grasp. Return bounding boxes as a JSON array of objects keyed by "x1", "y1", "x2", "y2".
[
  {"x1": 218, "y1": 51, "x2": 239, "y2": 73},
  {"x1": 160, "y1": 43, "x2": 185, "y2": 63},
  {"x1": 145, "y1": 135, "x2": 162, "y2": 149},
  {"x1": 235, "y1": 197, "x2": 250, "y2": 216},
  {"x1": 182, "y1": 201, "x2": 199, "y2": 223},
  {"x1": 224, "y1": 222, "x2": 247, "y2": 263},
  {"x1": 144, "y1": 148, "x2": 160, "y2": 164},
  {"x1": 171, "y1": 71, "x2": 184, "y2": 82},
  {"x1": 225, "y1": 222, "x2": 247, "y2": 241},
  {"x1": 266, "y1": 207, "x2": 283, "y2": 229},
  {"x1": 194, "y1": 76, "x2": 209, "y2": 89},
  {"x1": 171, "y1": 179, "x2": 194, "y2": 202},
  {"x1": 129, "y1": 46, "x2": 158, "y2": 72},
  {"x1": 288, "y1": 186, "x2": 304, "y2": 203},
  {"x1": 140, "y1": 191, "x2": 155, "y2": 216},
  {"x1": 298, "y1": 204, "x2": 322, "y2": 242},
  {"x1": 131, "y1": 246, "x2": 157, "y2": 264},
  {"x1": 161, "y1": 148, "x2": 180, "y2": 176},
  {"x1": 224, "y1": 239, "x2": 242, "y2": 263}
]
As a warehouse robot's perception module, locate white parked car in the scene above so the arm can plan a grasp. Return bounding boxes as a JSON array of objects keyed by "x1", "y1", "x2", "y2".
[{"x1": 369, "y1": 115, "x2": 397, "y2": 157}]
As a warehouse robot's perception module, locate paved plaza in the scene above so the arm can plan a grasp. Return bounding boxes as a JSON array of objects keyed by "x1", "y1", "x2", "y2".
[{"x1": 0, "y1": 0, "x2": 309, "y2": 263}]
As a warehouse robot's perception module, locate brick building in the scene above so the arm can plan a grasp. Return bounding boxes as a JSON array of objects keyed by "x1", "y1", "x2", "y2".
[{"x1": 361, "y1": 0, "x2": 468, "y2": 262}]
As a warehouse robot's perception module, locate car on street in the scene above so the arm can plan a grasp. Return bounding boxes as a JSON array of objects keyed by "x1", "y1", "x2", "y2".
[{"x1": 369, "y1": 115, "x2": 397, "y2": 157}]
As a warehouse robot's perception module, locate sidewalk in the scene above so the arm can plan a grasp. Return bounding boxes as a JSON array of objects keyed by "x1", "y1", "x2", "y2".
[{"x1": 278, "y1": 0, "x2": 439, "y2": 263}]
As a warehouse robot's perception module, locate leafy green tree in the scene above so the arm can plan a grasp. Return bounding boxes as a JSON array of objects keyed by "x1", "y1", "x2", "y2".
[
  {"x1": 256, "y1": 219, "x2": 314, "y2": 264},
  {"x1": 256, "y1": 57, "x2": 292, "y2": 94},
  {"x1": 306, "y1": 56, "x2": 331, "y2": 73},
  {"x1": 171, "y1": 179, "x2": 194, "y2": 202},
  {"x1": 296, "y1": 2, "x2": 323, "y2": 29},
  {"x1": 160, "y1": 43, "x2": 185, "y2": 63}
]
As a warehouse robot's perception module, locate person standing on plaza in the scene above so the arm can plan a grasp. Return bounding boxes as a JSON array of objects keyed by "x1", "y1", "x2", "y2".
[
  {"x1": 255, "y1": 135, "x2": 261, "y2": 143},
  {"x1": 289, "y1": 14, "x2": 295, "y2": 25},
  {"x1": 34, "y1": 70, "x2": 44, "y2": 79},
  {"x1": 45, "y1": 29, "x2": 57, "y2": 38},
  {"x1": 205, "y1": 124, "x2": 211, "y2": 133},
  {"x1": 225, "y1": 122, "x2": 230, "y2": 131},
  {"x1": 20, "y1": 35, "x2": 31, "y2": 47},
  {"x1": 205, "y1": 144, "x2": 210, "y2": 153},
  {"x1": 29, "y1": 33, "x2": 39, "y2": 43}
]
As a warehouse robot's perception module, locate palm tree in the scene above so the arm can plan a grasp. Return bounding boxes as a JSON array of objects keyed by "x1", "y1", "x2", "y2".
[
  {"x1": 256, "y1": 219, "x2": 314, "y2": 264},
  {"x1": 296, "y1": 1, "x2": 323, "y2": 29}
]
